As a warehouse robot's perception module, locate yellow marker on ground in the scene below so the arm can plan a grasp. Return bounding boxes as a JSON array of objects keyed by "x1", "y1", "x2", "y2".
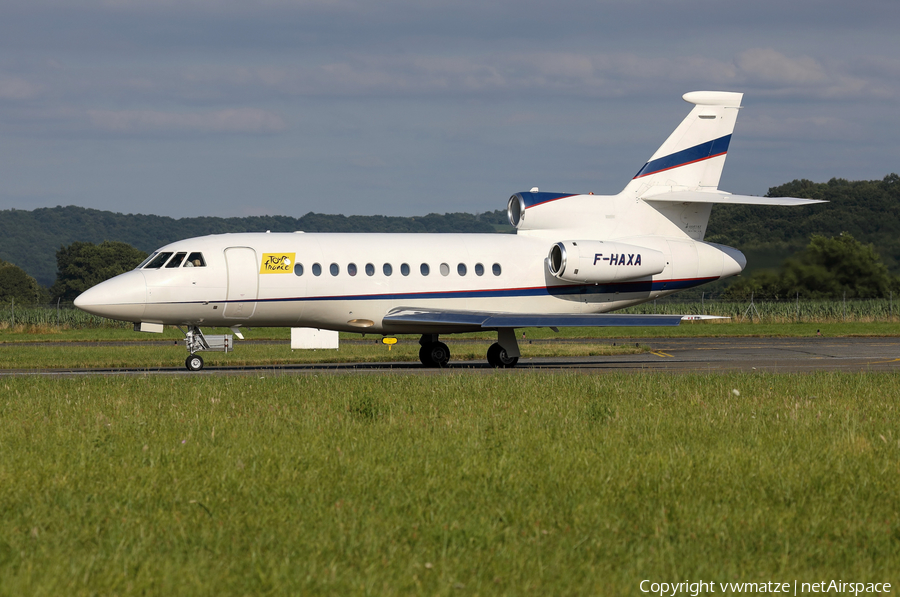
[{"x1": 382, "y1": 337, "x2": 398, "y2": 351}]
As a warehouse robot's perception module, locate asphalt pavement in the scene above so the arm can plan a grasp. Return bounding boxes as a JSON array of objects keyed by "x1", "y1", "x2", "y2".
[{"x1": 3, "y1": 336, "x2": 899, "y2": 377}]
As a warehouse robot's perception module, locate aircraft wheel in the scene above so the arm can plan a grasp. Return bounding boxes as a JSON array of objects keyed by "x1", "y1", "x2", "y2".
[
  {"x1": 487, "y1": 342, "x2": 518, "y2": 368},
  {"x1": 419, "y1": 342, "x2": 450, "y2": 368},
  {"x1": 418, "y1": 344, "x2": 430, "y2": 366},
  {"x1": 185, "y1": 353, "x2": 204, "y2": 372}
]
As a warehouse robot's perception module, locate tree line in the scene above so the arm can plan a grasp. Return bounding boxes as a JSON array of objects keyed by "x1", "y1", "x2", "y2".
[
  {"x1": 0, "y1": 206, "x2": 511, "y2": 288},
  {"x1": 0, "y1": 242, "x2": 148, "y2": 304}
]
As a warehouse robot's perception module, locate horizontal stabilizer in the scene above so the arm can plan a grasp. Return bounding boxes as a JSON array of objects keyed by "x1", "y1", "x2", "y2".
[
  {"x1": 384, "y1": 308, "x2": 683, "y2": 329},
  {"x1": 643, "y1": 190, "x2": 826, "y2": 206}
]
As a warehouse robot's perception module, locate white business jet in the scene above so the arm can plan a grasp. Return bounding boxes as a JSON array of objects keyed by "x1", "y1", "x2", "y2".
[{"x1": 75, "y1": 91, "x2": 823, "y2": 370}]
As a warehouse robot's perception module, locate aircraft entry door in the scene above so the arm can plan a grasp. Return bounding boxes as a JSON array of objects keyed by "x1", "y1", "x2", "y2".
[{"x1": 223, "y1": 247, "x2": 259, "y2": 319}]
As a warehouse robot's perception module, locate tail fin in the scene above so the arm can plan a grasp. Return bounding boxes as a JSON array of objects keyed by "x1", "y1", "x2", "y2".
[{"x1": 622, "y1": 91, "x2": 743, "y2": 198}]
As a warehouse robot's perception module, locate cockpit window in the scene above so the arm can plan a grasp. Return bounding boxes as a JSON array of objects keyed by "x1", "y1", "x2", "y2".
[
  {"x1": 136, "y1": 253, "x2": 157, "y2": 269},
  {"x1": 165, "y1": 252, "x2": 187, "y2": 268},
  {"x1": 184, "y1": 252, "x2": 206, "y2": 267},
  {"x1": 144, "y1": 252, "x2": 173, "y2": 269}
]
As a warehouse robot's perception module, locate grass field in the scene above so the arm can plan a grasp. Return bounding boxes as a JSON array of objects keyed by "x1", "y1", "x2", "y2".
[{"x1": 1, "y1": 372, "x2": 898, "y2": 595}]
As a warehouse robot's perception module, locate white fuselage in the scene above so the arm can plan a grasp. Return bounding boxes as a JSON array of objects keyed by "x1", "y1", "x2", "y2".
[{"x1": 76, "y1": 228, "x2": 745, "y2": 334}]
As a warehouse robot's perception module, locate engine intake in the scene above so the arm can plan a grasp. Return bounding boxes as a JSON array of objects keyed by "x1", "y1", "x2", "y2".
[
  {"x1": 507, "y1": 194, "x2": 525, "y2": 228},
  {"x1": 548, "y1": 240, "x2": 666, "y2": 283}
]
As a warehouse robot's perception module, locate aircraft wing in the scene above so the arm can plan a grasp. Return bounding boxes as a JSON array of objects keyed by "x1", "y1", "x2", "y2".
[
  {"x1": 642, "y1": 190, "x2": 826, "y2": 206},
  {"x1": 383, "y1": 307, "x2": 684, "y2": 329}
]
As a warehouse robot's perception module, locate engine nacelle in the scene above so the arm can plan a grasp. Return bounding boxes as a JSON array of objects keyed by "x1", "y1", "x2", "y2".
[
  {"x1": 548, "y1": 240, "x2": 667, "y2": 283},
  {"x1": 508, "y1": 192, "x2": 600, "y2": 231}
]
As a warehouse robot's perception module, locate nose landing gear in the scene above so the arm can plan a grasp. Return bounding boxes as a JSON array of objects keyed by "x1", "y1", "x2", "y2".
[
  {"x1": 185, "y1": 353, "x2": 204, "y2": 371},
  {"x1": 179, "y1": 325, "x2": 233, "y2": 371}
]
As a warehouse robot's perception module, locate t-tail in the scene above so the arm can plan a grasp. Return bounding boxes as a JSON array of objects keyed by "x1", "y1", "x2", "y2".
[
  {"x1": 622, "y1": 91, "x2": 743, "y2": 198},
  {"x1": 616, "y1": 91, "x2": 823, "y2": 241}
]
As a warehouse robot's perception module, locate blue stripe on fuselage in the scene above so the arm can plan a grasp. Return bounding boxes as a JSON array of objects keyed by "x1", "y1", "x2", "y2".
[
  {"x1": 520, "y1": 192, "x2": 576, "y2": 209},
  {"x1": 633, "y1": 135, "x2": 731, "y2": 179},
  {"x1": 241, "y1": 276, "x2": 717, "y2": 304}
]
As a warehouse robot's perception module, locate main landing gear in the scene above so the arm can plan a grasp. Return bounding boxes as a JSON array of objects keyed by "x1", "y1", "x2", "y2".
[
  {"x1": 487, "y1": 328, "x2": 519, "y2": 368},
  {"x1": 418, "y1": 329, "x2": 521, "y2": 368},
  {"x1": 418, "y1": 335, "x2": 450, "y2": 367},
  {"x1": 487, "y1": 342, "x2": 518, "y2": 368}
]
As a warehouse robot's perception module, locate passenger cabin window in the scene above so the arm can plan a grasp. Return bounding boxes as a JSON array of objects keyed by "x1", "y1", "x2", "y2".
[
  {"x1": 348, "y1": 263, "x2": 358, "y2": 277},
  {"x1": 184, "y1": 252, "x2": 206, "y2": 267},
  {"x1": 440, "y1": 263, "x2": 450, "y2": 276},
  {"x1": 365, "y1": 263, "x2": 375, "y2": 276},
  {"x1": 475, "y1": 263, "x2": 484, "y2": 276},
  {"x1": 420, "y1": 263, "x2": 430, "y2": 276},
  {"x1": 401, "y1": 263, "x2": 410, "y2": 276},
  {"x1": 166, "y1": 252, "x2": 186, "y2": 268},
  {"x1": 294, "y1": 263, "x2": 304, "y2": 276},
  {"x1": 492, "y1": 263, "x2": 502, "y2": 276},
  {"x1": 457, "y1": 263, "x2": 467, "y2": 276},
  {"x1": 312, "y1": 263, "x2": 322, "y2": 276},
  {"x1": 330, "y1": 263, "x2": 340, "y2": 276},
  {"x1": 144, "y1": 252, "x2": 173, "y2": 269},
  {"x1": 383, "y1": 263, "x2": 393, "y2": 276}
]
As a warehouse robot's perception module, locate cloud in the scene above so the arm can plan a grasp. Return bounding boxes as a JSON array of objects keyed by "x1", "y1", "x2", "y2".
[
  {"x1": 86, "y1": 107, "x2": 286, "y2": 134},
  {"x1": 735, "y1": 48, "x2": 827, "y2": 86},
  {"x1": 729, "y1": 48, "x2": 900, "y2": 100},
  {"x1": 740, "y1": 114, "x2": 858, "y2": 143},
  {"x1": 0, "y1": 76, "x2": 41, "y2": 100},
  {"x1": 161, "y1": 49, "x2": 897, "y2": 102}
]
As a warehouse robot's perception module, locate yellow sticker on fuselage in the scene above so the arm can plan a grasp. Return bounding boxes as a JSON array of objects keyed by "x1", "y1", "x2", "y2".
[{"x1": 260, "y1": 253, "x2": 296, "y2": 274}]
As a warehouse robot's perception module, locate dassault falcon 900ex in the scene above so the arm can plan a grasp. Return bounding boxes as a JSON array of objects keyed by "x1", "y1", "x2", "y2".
[{"x1": 75, "y1": 91, "x2": 823, "y2": 371}]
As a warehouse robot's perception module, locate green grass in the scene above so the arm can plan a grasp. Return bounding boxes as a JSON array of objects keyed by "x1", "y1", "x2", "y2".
[
  {"x1": 621, "y1": 297, "x2": 900, "y2": 323},
  {"x1": 0, "y1": 373, "x2": 898, "y2": 595}
]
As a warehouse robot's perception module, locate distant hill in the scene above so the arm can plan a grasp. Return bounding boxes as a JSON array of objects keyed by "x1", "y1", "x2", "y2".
[
  {"x1": 2, "y1": 174, "x2": 897, "y2": 288},
  {"x1": 0, "y1": 206, "x2": 511, "y2": 287},
  {"x1": 706, "y1": 174, "x2": 900, "y2": 273}
]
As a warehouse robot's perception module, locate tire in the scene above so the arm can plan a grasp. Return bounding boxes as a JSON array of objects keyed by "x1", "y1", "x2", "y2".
[
  {"x1": 419, "y1": 342, "x2": 451, "y2": 367},
  {"x1": 418, "y1": 344, "x2": 432, "y2": 366},
  {"x1": 185, "y1": 353, "x2": 204, "y2": 371},
  {"x1": 487, "y1": 342, "x2": 518, "y2": 368}
]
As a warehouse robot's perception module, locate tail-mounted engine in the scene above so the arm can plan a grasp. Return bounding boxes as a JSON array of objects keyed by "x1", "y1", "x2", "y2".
[
  {"x1": 508, "y1": 192, "x2": 595, "y2": 231},
  {"x1": 548, "y1": 240, "x2": 666, "y2": 284}
]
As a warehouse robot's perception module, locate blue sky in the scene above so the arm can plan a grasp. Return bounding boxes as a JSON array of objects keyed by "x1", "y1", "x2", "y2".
[{"x1": 1, "y1": 0, "x2": 897, "y2": 218}]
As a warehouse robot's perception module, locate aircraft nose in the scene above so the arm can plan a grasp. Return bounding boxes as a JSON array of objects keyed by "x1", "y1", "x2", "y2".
[{"x1": 74, "y1": 271, "x2": 147, "y2": 322}]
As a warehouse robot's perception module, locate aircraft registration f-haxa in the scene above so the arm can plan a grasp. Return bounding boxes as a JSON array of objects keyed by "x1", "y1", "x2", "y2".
[{"x1": 75, "y1": 91, "x2": 824, "y2": 370}]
